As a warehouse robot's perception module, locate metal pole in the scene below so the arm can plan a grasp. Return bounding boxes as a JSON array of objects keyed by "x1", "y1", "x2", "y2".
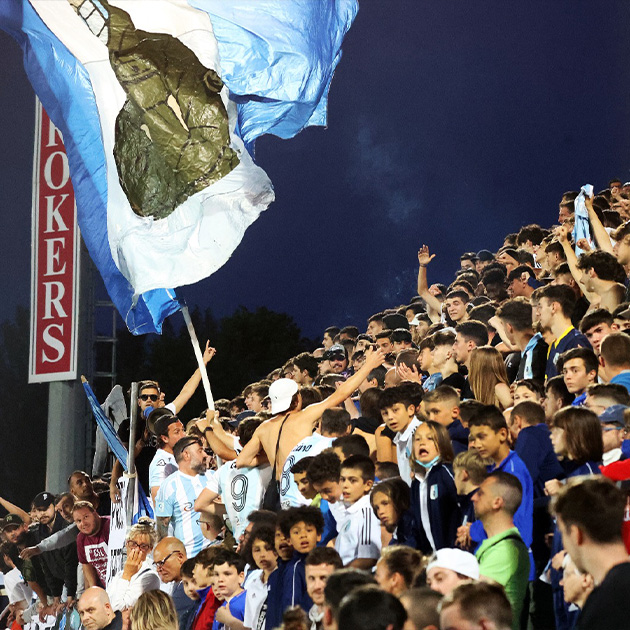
[{"x1": 125, "y1": 381, "x2": 138, "y2": 527}]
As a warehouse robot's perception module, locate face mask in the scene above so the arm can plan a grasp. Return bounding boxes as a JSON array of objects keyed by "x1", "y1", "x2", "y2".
[{"x1": 415, "y1": 455, "x2": 440, "y2": 469}]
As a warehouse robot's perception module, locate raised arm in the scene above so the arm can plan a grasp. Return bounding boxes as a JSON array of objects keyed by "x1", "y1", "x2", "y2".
[
  {"x1": 235, "y1": 425, "x2": 264, "y2": 469},
  {"x1": 170, "y1": 341, "x2": 216, "y2": 413},
  {"x1": 0, "y1": 496, "x2": 30, "y2": 525},
  {"x1": 555, "y1": 226, "x2": 599, "y2": 304},
  {"x1": 197, "y1": 413, "x2": 237, "y2": 461},
  {"x1": 300, "y1": 348, "x2": 386, "y2": 425},
  {"x1": 586, "y1": 195, "x2": 614, "y2": 254},
  {"x1": 417, "y1": 245, "x2": 443, "y2": 322}
]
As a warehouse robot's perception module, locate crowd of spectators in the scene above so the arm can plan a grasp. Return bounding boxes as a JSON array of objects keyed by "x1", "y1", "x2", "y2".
[{"x1": 5, "y1": 179, "x2": 630, "y2": 629}]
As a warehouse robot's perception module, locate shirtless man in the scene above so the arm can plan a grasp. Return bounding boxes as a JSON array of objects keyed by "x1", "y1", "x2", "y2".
[{"x1": 236, "y1": 348, "x2": 386, "y2": 477}]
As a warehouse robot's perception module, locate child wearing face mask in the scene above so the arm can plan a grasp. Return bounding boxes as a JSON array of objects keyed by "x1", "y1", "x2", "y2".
[{"x1": 409, "y1": 421, "x2": 461, "y2": 554}]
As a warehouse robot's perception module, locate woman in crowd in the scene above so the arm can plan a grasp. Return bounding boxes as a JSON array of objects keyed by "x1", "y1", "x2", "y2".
[
  {"x1": 107, "y1": 517, "x2": 161, "y2": 612},
  {"x1": 468, "y1": 346, "x2": 513, "y2": 410}
]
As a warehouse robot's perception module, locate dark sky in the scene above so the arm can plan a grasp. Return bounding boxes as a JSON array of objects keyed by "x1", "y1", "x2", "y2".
[{"x1": 2, "y1": 1, "x2": 630, "y2": 341}]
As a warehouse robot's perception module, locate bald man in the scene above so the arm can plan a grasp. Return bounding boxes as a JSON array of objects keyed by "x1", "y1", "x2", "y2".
[
  {"x1": 153, "y1": 537, "x2": 196, "y2": 628},
  {"x1": 77, "y1": 587, "x2": 122, "y2": 630}
]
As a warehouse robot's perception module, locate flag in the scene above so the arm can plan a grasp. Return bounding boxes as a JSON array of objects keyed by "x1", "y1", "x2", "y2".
[
  {"x1": 1, "y1": 1, "x2": 357, "y2": 334},
  {"x1": 82, "y1": 378, "x2": 154, "y2": 520},
  {"x1": 190, "y1": 0, "x2": 360, "y2": 148},
  {"x1": 573, "y1": 184, "x2": 594, "y2": 257}
]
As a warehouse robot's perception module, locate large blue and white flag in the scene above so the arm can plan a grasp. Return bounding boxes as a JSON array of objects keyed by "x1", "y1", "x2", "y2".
[{"x1": 1, "y1": 0, "x2": 358, "y2": 334}]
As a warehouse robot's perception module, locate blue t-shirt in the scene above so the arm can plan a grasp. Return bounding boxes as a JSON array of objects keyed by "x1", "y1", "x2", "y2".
[{"x1": 212, "y1": 590, "x2": 247, "y2": 630}]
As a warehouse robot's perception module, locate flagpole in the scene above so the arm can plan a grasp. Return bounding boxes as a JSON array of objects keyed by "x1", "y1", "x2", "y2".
[
  {"x1": 181, "y1": 305, "x2": 215, "y2": 411},
  {"x1": 125, "y1": 381, "x2": 138, "y2": 528}
]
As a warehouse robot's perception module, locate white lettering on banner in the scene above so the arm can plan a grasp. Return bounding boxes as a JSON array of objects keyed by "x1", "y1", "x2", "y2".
[
  {"x1": 29, "y1": 100, "x2": 79, "y2": 383},
  {"x1": 45, "y1": 194, "x2": 69, "y2": 233},
  {"x1": 43, "y1": 151, "x2": 70, "y2": 190},
  {"x1": 44, "y1": 237, "x2": 66, "y2": 276},
  {"x1": 107, "y1": 477, "x2": 128, "y2": 588},
  {"x1": 42, "y1": 281, "x2": 66, "y2": 319},
  {"x1": 47, "y1": 119, "x2": 63, "y2": 147},
  {"x1": 41, "y1": 324, "x2": 65, "y2": 363}
]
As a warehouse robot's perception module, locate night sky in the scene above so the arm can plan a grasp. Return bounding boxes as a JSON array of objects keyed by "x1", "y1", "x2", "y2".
[{"x1": 2, "y1": 1, "x2": 630, "y2": 341}]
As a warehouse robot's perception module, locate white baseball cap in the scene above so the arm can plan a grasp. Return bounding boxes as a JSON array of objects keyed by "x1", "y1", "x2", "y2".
[
  {"x1": 426, "y1": 548, "x2": 479, "y2": 580},
  {"x1": 269, "y1": 378, "x2": 299, "y2": 414}
]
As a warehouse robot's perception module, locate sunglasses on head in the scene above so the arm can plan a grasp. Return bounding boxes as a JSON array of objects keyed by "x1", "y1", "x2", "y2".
[{"x1": 139, "y1": 394, "x2": 159, "y2": 402}]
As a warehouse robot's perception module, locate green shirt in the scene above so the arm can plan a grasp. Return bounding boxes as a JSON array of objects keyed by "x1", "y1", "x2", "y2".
[{"x1": 476, "y1": 526, "x2": 529, "y2": 630}]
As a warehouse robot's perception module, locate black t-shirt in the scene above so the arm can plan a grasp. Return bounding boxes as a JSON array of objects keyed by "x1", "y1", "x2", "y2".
[
  {"x1": 578, "y1": 561, "x2": 630, "y2": 630},
  {"x1": 353, "y1": 416, "x2": 382, "y2": 434},
  {"x1": 116, "y1": 418, "x2": 156, "y2": 495},
  {"x1": 442, "y1": 372, "x2": 467, "y2": 393}
]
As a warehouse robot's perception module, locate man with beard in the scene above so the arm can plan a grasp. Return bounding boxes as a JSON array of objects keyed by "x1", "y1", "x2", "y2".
[
  {"x1": 73, "y1": 501, "x2": 111, "y2": 589},
  {"x1": 155, "y1": 436, "x2": 210, "y2": 556},
  {"x1": 31, "y1": 492, "x2": 78, "y2": 612},
  {"x1": 68, "y1": 471, "x2": 111, "y2": 517}
]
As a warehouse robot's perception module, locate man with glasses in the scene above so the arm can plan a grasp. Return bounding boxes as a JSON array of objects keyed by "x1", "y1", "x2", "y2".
[
  {"x1": 152, "y1": 537, "x2": 195, "y2": 629},
  {"x1": 155, "y1": 437, "x2": 210, "y2": 556},
  {"x1": 110, "y1": 342, "x2": 216, "y2": 504}
]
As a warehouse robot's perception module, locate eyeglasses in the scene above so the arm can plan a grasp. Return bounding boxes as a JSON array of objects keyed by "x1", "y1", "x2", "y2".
[
  {"x1": 139, "y1": 394, "x2": 159, "y2": 402},
  {"x1": 153, "y1": 551, "x2": 179, "y2": 568},
  {"x1": 127, "y1": 540, "x2": 151, "y2": 552}
]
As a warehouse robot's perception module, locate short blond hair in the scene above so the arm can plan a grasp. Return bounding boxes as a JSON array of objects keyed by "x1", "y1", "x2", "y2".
[
  {"x1": 130, "y1": 590, "x2": 178, "y2": 630},
  {"x1": 453, "y1": 450, "x2": 487, "y2": 486}
]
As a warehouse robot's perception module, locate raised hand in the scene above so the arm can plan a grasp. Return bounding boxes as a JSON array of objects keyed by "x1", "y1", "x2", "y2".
[{"x1": 418, "y1": 245, "x2": 436, "y2": 266}]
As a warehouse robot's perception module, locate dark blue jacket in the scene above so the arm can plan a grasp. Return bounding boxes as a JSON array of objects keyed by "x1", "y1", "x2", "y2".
[
  {"x1": 390, "y1": 509, "x2": 417, "y2": 548},
  {"x1": 266, "y1": 552, "x2": 312, "y2": 629},
  {"x1": 447, "y1": 420, "x2": 469, "y2": 455},
  {"x1": 546, "y1": 328, "x2": 591, "y2": 380},
  {"x1": 457, "y1": 489, "x2": 477, "y2": 527},
  {"x1": 410, "y1": 461, "x2": 460, "y2": 554},
  {"x1": 515, "y1": 424, "x2": 563, "y2": 508}
]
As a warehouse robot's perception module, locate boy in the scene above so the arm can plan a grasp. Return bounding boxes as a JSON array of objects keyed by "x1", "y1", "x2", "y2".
[
  {"x1": 212, "y1": 550, "x2": 247, "y2": 630},
  {"x1": 453, "y1": 449, "x2": 487, "y2": 528},
  {"x1": 422, "y1": 385, "x2": 469, "y2": 454},
  {"x1": 290, "y1": 457, "x2": 318, "y2": 504},
  {"x1": 190, "y1": 547, "x2": 222, "y2": 630},
  {"x1": 266, "y1": 507, "x2": 324, "y2": 629},
  {"x1": 335, "y1": 455, "x2": 382, "y2": 569},
  {"x1": 557, "y1": 347, "x2": 598, "y2": 406},
  {"x1": 331, "y1": 435, "x2": 370, "y2": 462},
  {"x1": 468, "y1": 406, "x2": 534, "y2": 573},
  {"x1": 378, "y1": 385, "x2": 422, "y2": 485},
  {"x1": 280, "y1": 407, "x2": 350, "y2": 509}
]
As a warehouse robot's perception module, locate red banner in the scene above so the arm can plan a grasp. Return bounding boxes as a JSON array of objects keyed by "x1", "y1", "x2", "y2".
[{"x1": 29, "y1": 100, "x2": 80, "y2": 383}]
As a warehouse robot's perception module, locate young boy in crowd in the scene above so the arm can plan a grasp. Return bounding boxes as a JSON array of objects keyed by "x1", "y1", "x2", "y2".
[
  {"x1": 307, "y1": 451, "x2": 344, "y2": 526},
  {"x1": 212, "y1": 550, "x2": 247, "y2": 630},
  {"x1": 266, "y1": 507, "x2": 324, "y2": 628},
  {"x1": 467, "y1": 406, "x2": 534, "y2": 580},
  {"x1": 422, "y1": 385, "x2": 469, "y2": 454},
  {"x1": 332, "y1": 435, "x2": 371, "y2": 462},
  {"x1": 558, "y1": 347, "x2": 598, "y2": 406},
  {"x1": 378, "y1": 386, "x2": 422, "y2": 485},
  {"x1": 190, "y1": 547, "x2": 222, "y2": 630},
  {"x1": 453, "y1": 449, "x2": 487, "y2": 528},
  {"x1": 335, "y1": 455, "x2": 382, "y2": 569},
  {"x1": 290, "y1": 457, "x2": 318, "y2": 504}
]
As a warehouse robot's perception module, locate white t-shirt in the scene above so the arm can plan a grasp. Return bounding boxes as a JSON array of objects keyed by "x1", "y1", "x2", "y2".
[
  {"x1": 148, "y1": 448, "x2": 178, "y2": 491},
  {"x1": 243, "y1": 569, "x2": 269, "y2": 630},
  {"x1": 3, "y1": 567, "x2": 33, "y2": 604},
  {"x1": 393, "y1": 417, "x2": 421, "y2": 486},
  {"x1": 334, "y1": 494, "x2": 381, "y2": 565},
  {"x1": 206, "y1": 461, "x2": 272, "y2": 539},
  {"x1": 280, "y1": 433, "x2": 334, "y2": 509}
]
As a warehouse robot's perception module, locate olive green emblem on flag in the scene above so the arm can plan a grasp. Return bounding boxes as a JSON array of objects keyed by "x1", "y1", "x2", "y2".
[{"x1": 70, "y1": 0, "x2": 239, "y2": 219}]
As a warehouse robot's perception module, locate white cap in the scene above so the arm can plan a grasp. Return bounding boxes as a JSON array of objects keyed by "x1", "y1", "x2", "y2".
[
  {"x1": 269, "y1": 378, "x2": 299, "y2": 414},
  {"x1": 426, "y1": 548, "x2": 479, "y2": 580}
]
